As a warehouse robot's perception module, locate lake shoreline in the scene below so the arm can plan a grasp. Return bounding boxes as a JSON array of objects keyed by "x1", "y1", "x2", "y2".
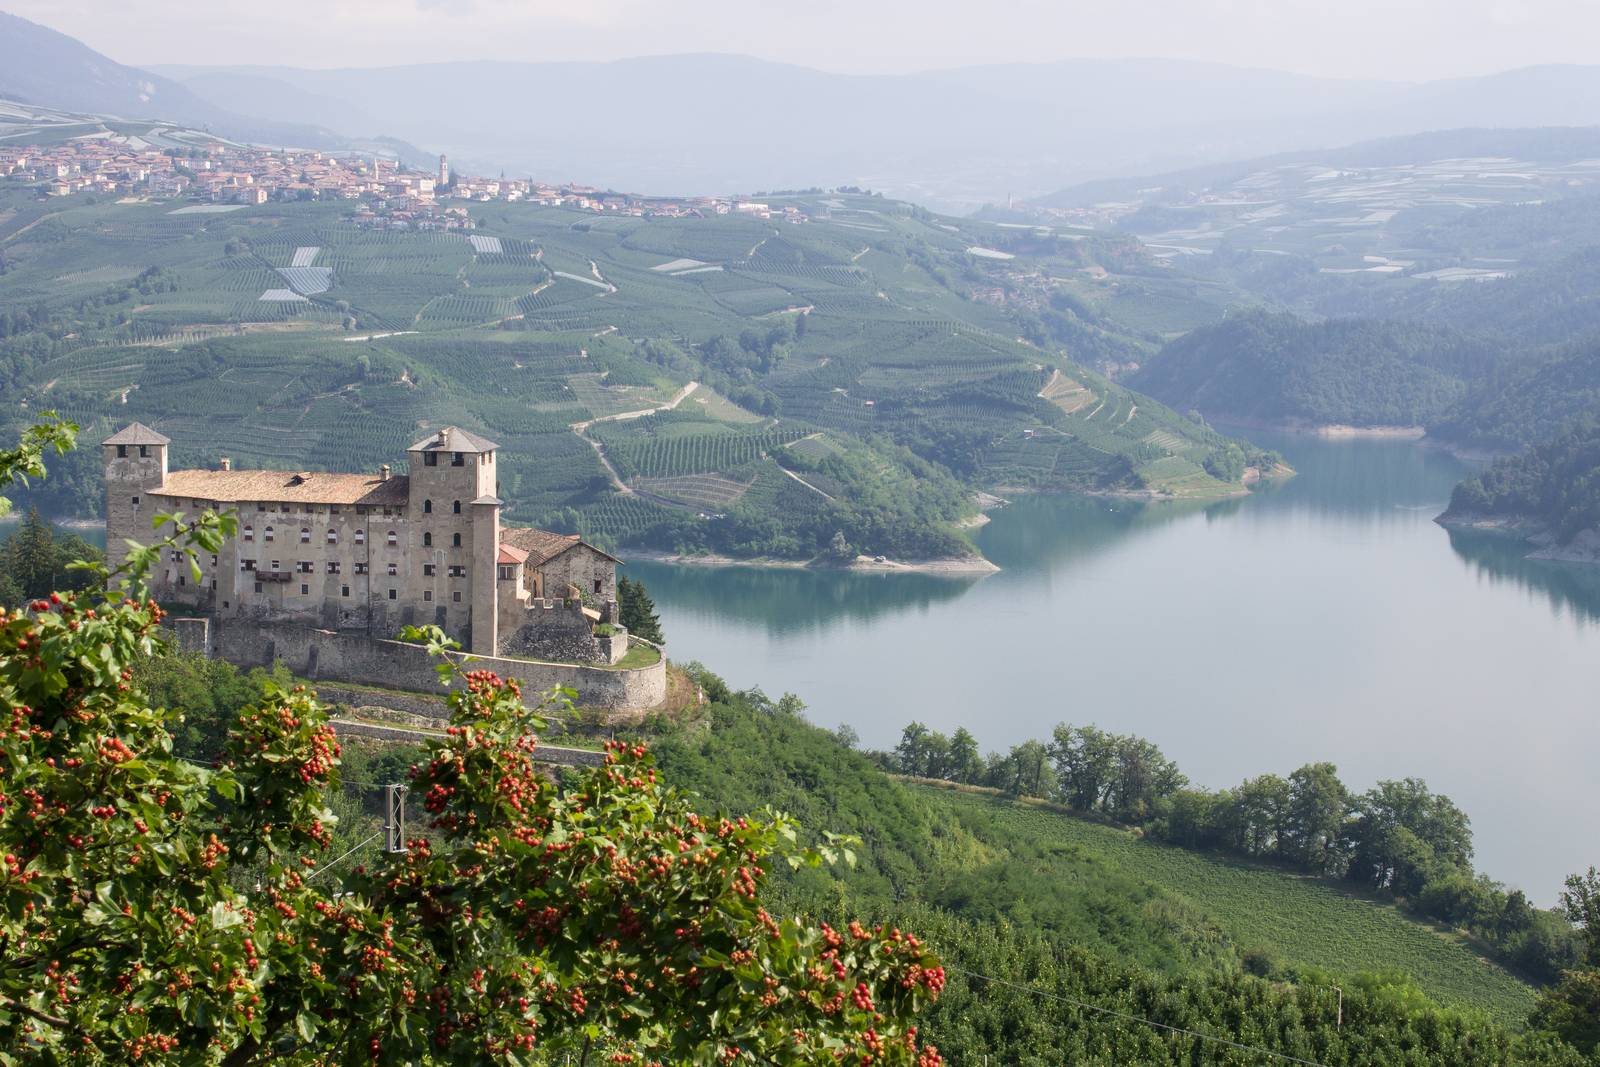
[
  {"x1": 621, "y1": 548, "x2": 1000, "y2": 576},
  {"x1": 1436, "y1": 513, "x2": 1600, "y2": 566}
]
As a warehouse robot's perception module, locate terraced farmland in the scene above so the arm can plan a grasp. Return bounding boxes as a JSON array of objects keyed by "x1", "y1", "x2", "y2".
[{"x1": 0, "y1": 187, "x2": 1271, "y2": 560}]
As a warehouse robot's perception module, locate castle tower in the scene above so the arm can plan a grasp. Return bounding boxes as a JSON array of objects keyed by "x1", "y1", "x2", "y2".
[
  {"x1": 438, "y1": 153, "x2": 449, "y2": 188},
  {"x1": 406, "y1": 427, "x2": 500, "y2": 654},
  {"x1": 102, "y1": 423, "x2": 170, "y2": 561}
]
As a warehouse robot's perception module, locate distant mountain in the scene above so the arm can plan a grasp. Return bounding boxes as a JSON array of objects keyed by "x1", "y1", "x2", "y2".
[
  {"x1": 146, "y1": 55, "x2": 1401, "y2": 210},
  {"x1": 0, "y1": 10, "x2": 424, "y2": 159},
  {"x1": 1037, "y1": 126, "x2": 1600, "y2": 210},
  {"x1": 147, "y1": 56, "x2": 1600, "y2": 211}
]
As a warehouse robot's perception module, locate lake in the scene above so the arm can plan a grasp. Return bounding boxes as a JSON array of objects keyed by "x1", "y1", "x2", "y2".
[{"x1": 630, "y1": 430, "x2": 1600, "y2": 901}]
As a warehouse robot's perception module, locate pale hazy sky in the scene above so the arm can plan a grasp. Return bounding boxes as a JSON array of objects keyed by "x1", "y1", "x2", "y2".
[{"x1": 10, "y1": 0, "x2": 1600, "y2": 80}]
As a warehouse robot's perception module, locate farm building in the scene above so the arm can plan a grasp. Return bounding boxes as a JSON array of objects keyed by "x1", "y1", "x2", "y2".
[{"x1": 103, "y1": 423, "x2": 629, "y2": 665}]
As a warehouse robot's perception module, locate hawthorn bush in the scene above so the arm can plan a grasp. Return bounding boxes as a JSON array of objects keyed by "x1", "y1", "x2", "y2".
[{"x1": 0, "y1": 418, "x2": 944, "y2": 1065}]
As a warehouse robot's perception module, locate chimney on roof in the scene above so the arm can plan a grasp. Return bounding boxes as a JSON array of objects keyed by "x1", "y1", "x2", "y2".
[
  {"x1": 219, "y1": 457, "x2": 232, "y2": 471},
  {"x1": 380, "y1": 464, "x2": 391, "y2": 481}
]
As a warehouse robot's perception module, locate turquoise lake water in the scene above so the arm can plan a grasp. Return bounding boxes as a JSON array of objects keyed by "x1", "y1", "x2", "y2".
[{"x1": 629, "y1": 431, "x2": 1600, "y2": 900}]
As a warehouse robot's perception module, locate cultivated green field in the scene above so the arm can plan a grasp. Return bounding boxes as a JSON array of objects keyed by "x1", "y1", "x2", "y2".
[
  {"x1": 919, "y1": 785, "x2": 1536, "y2": 1023},
  {"x1": 0, "y1": 185, "x2": 1268, "y2": 560}
]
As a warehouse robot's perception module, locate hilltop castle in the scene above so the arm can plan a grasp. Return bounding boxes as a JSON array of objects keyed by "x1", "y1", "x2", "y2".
[{"x1": 103, "y1": 424, "x2": 628, "y2": 665}]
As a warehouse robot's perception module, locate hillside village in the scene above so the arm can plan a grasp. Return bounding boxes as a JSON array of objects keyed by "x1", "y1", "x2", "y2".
[{"x1": 0, "y1": 137, "x2": 810, "y2": 224}]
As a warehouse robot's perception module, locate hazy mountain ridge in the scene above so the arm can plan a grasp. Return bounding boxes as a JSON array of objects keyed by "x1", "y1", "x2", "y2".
[
  {"x1": 142, "y1": 56, "x2": 1600, "y2": 211},
  {"x1": 0, "y1": 11, "x2": 429, "y2": 163}
]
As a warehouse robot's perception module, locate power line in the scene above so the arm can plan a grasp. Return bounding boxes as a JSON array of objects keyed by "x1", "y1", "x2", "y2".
[
  {"x1": 946, "y1": 965, "x2": 1332, "y2": 1067},
  {"x1": 305, "y1": 831, "x2": 383, "y2": 882}
]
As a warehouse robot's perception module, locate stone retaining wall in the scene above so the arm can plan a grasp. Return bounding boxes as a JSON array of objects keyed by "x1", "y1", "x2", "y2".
[{"x1": 170, "y1": 617, "x2": 665, "y2": 715}]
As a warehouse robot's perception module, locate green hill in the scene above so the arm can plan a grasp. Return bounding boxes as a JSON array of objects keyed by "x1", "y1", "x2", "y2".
[
  {"x1": 0, "y1": 188, "x2": 1268, "y2": 562},
  {"x1": 1442, "y1": 421, "x2": 1600, "y2": 550},
  {"x1": 649, "y1": 690, "x2": 1540, "y2": 1027},
  {"x1": 1129, "y1": 309, "x2": 1498, "y2": 429}
]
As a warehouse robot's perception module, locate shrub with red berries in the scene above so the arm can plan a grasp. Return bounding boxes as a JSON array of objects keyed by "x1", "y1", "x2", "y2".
[{"x1": 0, "y1": 419, "x2": 943, "y2": 1065}]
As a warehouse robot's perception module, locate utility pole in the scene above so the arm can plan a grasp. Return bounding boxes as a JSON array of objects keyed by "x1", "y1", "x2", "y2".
[{"x1": 384, "y1": 784, "x2": 409, "y2": 854}]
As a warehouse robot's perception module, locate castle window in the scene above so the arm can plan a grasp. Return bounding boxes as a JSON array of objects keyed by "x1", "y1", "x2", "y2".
[
  {"x1": 452, "y1": 591, "x2": 462, "y2": 603},
  {"x1": 327, "y1": 562, "x2": 340, "y2": 575},
  {"x1": 356, "y1": 505, "x2": 368, "y2": 515},
  {"x1": 270, "y1": 561, "x2": 280, "y2": 572},
  {"x1": 498, "y1": 565, "x2": 512, "y2": 580},
  {"x1": 243, "y1": 525, "x2": 254, "y2": 542},
  {"x1": 177, "y1": 576, "x2": 185, "y2": 587},
  {"x1": 300, "y1": 528, "x2": 311, "y2": 543},
  {"x1": 424, "y1": 452, "x2": 438, "y2": 467},
  {"x1": 452, "y1": 533, "x2": 461, "y2": 547},
  {"x1": 254, "y1": 583, "x2": 262, "y2": 594},
  {"x1": 387, "y1": 563, "x2": 398, "y2": 577},
  {"x1": 300, "y1": 584, "x2": 309, "y2": 596},
  {"x1": 423, "y1": 499, "x2": 432, "y2": 514},
  {"x1": 423, "y1": 532, "x2": 433, "y2": 547},
  {"x1": 355, "y1": 529, "x2": 366, "y2": 545},
  {"x1": 341, "y1": 585, "x2": 350, "y2": 597},
  {"x1": 116, "y1": 445, "x2": 127, "y2": 458},
  {"x1": 423, "y1": 564, "x2": 436, "y2": 576},
  {"x1": 328, "y1": 506, "x2": 340, "y2": 515},
  {"x1": 453, "y1": 500, "x2": 461, "y2": 514},
  {"x1": 451, "y1": 452, "x2": 464, "y2": 467},
  {"x1": 388, "y1": 589, "x2": 397, "y2": 600},
  {"x1": 241, "y1": 559, "x2": 256, "y2": 571},
  {"x1": 326, "y1": 529, "x2": 337, "y2": 544},
  {"x1": 593, "y1": 579, "x2": 602, "y2": 594},
  {"x1": 354, "y1": 562, "x2": 368, "y2": 575},
  {"x1": 280, "y1": 505, "x2": 290, "y2": 514},
  {"x1": 257, "y1": 503, "x2": 266, "y2": 512},
  {"x1": 132, "y1": 495, "x2": 140, "y2": 506},
  {"x1": 423, "y1": 590, "x2": 433, "y2": 602},
  {"x1": 297, "y1": 561, "x2": 312, "y2": 574},
  {"x1": 264, "y1": 526, "x2": 274, "y2": 542},
  {"x1": 448, "y1": 565, "x2": 466, "y2": 578},
  {"x1": 210, "y1": 555, "x2": 218, "y2": 568},
  {"x1": 386, "y1": 530, "x2": 398, "y2": 546},
  {"x1": 139, "y1": 445, "x2": 149, "y2": 458},
  {"x1": 211, "y1": 580, "x2": 217, "y2": 591}
]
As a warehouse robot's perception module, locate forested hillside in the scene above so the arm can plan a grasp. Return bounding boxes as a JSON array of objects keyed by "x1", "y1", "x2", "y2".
[
  {"x1": 1130, "y1": 310, "x2": 1498, "y2": 428},
  {"x1": 1443, "y1": 422, "x2": 1600, "y2": 546},
  {"x1": 0, "y1": 186, "x2": 1269, "y2": 563}
]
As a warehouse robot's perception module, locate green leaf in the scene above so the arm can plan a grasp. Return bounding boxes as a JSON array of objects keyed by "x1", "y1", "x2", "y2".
[{"x1": 295, "y1": 1011, "x2": 318, "y2": 1043}]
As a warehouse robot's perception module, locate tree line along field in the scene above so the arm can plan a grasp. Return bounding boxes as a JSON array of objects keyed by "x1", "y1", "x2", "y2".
[{"x1": 0, "y1": 186, "x2": 1273, "y2": 559}]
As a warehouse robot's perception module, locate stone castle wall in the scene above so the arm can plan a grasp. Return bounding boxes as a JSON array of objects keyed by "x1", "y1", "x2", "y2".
[{"x1": 172, "y1": 617, "x2": 665, "y2": 714}]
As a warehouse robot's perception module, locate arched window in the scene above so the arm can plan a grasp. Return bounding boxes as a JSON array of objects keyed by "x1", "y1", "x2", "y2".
[
  {"x1": 452, "y1": 532, "x2": 462, "y2": 548},
  {"x1": 243, "y1": 525, "x2": 254, "y2": 542},
  {"x1": 354, "y1": 529, "x2": 366, "y2": 546},
  {"x1": 452, "y1": 500, "x2": 461, "y2": 514},
  {"x1": 423, "y1": 532, "x2": 433, "y2": 547},
  {"x1": 326, "y1": 529, "x2": 337, "y2": 544},
  {"x1": 264, "y1": 526, "x2": 275, "y2": 542},
  {"x1": 300, "y1": 528, "x2": 311, "y2": 543},
  {"x1": 386, "y1": 530, "x2": 398, "y2": 547},
  {"x1": 423, "y1": 499, "x2": 433, "y2": 514}
]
